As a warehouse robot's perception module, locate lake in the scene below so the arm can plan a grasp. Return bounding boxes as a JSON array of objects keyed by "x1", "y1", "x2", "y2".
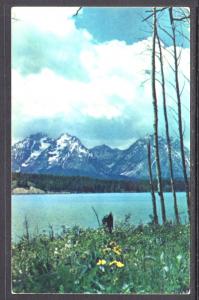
[{"x1": 12, "y1": 192, "x2": 188, "y2": 241}]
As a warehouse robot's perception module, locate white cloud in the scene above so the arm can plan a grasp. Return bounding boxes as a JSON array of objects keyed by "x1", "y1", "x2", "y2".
[
  {"x1": 12, "y1": 39, "x2": 154, "y2": 121},
  {"x1": 12, "y1": 7, "x2": 81, "y2": 37},
  {"x1": 11, "y1": 9, "x2": 190, "y2": 148}
]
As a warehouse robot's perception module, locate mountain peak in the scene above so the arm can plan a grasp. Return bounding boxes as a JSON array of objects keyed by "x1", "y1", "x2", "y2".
[
  {"x1": 56, "y1": 133, "x2": 85, "y2": 151},
  {"x1": 92, "y1": 144, "x2": 113, "y2": 151},
  {"x1": 58, "y1": 133, "x2": 72, "y2": 140},
  {"x1": 12, "y1": 132, "x2": 190, "y2": 179},
  {"x1": 56, "y1": 133, "x2": 73, "y2": 147}
]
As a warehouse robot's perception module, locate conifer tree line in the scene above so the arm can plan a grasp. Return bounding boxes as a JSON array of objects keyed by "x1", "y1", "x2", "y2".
[
  {"x1": 12, "y1": 172, "x2": 186, "y2": 194},
  {"x1": 146, "y1": 7, "x2": 190, "y2": 224}
]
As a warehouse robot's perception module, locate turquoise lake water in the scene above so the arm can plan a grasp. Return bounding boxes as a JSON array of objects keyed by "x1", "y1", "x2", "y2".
[{"x1": 12, "y1": 192, "x2": 188, "y2": 241}]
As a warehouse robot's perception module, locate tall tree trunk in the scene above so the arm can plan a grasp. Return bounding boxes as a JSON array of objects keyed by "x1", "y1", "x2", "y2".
[
  {"x1": 147, "y1": 140, "x2": 159, "y2": 224},
  {"x1": 156, "y1": 27, "x2": 180, "y2": 224},
  {"x1": 169, "y1": 7, "x2": 190, "y2": 221},
  {"x1": 152, "y1": 7, "x2": 167, "y2": 224}
]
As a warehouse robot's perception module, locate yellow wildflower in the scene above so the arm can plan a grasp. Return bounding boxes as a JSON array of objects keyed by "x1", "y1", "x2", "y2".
[
  {"x1": 113, "y1": 246, "x2": 122, "y2": 255},
  {"x1": 109, "y1": 260, "x2": 125, "y2": 268},
  {"x1": 116, "y1": 261, "x2": 125, "y2": 268},
  {"x1": 102, "y1": 247, "x2": 111, "y2": 253},
  {"x1": 96, "y1": 259, "x2": 106, "y2": 266},
  {"x1": 109, "y1": 260, "x2": 118, "y2": 266}
]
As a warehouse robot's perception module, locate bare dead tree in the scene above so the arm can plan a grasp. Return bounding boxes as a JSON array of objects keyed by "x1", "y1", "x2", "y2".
[
  {"x1": 147, "y1": 140, "x2": 159, "y2": 224},
  {"x1": 91, "y1": 206, "x2": 101, "y2": 227},
  {"x1": 143, "y1": 7, "x2": 190, "y2": 221},
  {"x1": 73, "y1": 7, "x2": 82, "y2": 17},
  {"x1": 23, "y1": 216, "x2": 30, "y2": 244},
  {"x1": 152, "y1": 7, "x2": 167, "y2": 224},
  {"x1": 156, "y1": 25, "x2": 180, "y2": 224},
  {"x1": 169, "y1": 7, "x2": 190, "y2": 220}
]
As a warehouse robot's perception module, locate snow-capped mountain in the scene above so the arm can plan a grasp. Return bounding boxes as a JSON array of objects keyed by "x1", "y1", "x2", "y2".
[
  {"x1": 12, "y1": 133, "x2": 53, "y2": 172},
  {"x1": 91, "y1": 145, "x2": 122, "y2": 170},
  {"x1": 110, "y1": 135, "x2": 190, "y2": 179},
  {"x1": 12, "y1": 133, "x2": 190, "y2": 179},
  {"x1": 12, "y1": 133, "x2": 108, "y2": 177}
]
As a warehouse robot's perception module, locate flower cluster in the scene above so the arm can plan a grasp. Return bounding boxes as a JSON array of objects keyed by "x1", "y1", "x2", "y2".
[
  {"x1": 113, "y1": 245, "x2": 122, "y2": 255},
  {"x1": 96, "y1": 258, "x2": 124, "y2": 268},
  {"x1": 109, "y1": 260, "x2": 124, "y2": 268},
  {"x1": 96, "y1": 241, "x2": 124, "y2": 269},
  {"x1": 96, "y1": 259, "x2": 107, "y2": 266}
]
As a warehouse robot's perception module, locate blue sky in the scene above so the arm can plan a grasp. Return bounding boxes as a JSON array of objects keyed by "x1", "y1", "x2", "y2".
[
  {"x1": 12, "y1": 7, "x2": 190, "y2": 149},
  {"x1": 75, "y1": 8, "x2": 189, "y2": 46}
]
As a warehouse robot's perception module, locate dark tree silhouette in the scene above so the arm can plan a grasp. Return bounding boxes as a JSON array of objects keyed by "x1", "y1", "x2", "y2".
[
  {"x1": 102, "y1": 213, "x2": 113, "y2": 233},
  {"x1": 143, "y1": 6, "x2": 190, "y2": 222},
  {"x1": 156, "y1": 22, "x2": 180, "y2": 224},
  {"x1": 169, "y1": 7, "x2": 190, "y2": 220},
  {"x1": 147, "y1": 140, "x2": 159, "y2": 224},
  {"x1": 152, "y1": 7, "x2": 167, "y2": 224}
]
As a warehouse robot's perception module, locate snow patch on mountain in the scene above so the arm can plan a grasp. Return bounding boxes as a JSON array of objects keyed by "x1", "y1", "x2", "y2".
[{"x1": 11, "y1": 132, "x2": 190, "y2": 180}]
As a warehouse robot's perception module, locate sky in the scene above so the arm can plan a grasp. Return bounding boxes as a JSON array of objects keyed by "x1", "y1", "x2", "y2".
[{"x1": 11, "y1": 7, "x2": 190, "y2": 149}]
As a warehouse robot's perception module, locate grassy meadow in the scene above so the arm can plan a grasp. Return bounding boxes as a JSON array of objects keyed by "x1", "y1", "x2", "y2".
[{"x1": 12, "y1": 219, "x2": 190, "y2": 294}]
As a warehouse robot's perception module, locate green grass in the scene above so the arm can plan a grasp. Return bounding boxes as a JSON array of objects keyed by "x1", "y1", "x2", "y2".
[{"x1": 12, "y1": 222, "x2": 190, "y2": 294}]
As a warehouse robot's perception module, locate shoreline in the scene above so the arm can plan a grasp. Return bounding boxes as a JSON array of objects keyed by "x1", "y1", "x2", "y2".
[{"x1": 12, "y1": 190, "x2": 187, "y2": 195}]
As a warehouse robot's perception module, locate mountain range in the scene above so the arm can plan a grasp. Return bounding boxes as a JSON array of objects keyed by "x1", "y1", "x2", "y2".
[{"x1": 12, "y1": 132, "x2": 190, "y2": 180}]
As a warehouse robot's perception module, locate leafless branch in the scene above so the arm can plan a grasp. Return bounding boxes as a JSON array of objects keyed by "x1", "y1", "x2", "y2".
[
  {"x1": 142, "y1": 7, "x2": 167, "y2": 22},
  {"x1": 158, "y1": 24, "x2": 174, "y2": 40},
  {"x1": 172, "y1": 15, "x2": 190, "y2": 22},
  {"x1": 182, "y1": 73, "x2": 190, "y2": 83},
  {"x1": 91, "y1": 207, "x2": 101, "y2": 227},
  {"x1": 73, "y1": 7, "x2": 82, "y2": 17},
  {"x1": 179, "y1": 80, "x2": 186, "y2": 97},
  {"x1": 175, "y1": 28, "x2": 190, "y2": 42}
]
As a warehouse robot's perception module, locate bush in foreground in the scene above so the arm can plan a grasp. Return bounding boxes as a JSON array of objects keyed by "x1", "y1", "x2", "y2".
[{"x1": 12, "y1": 222, "x2": 190, "y2": 294}]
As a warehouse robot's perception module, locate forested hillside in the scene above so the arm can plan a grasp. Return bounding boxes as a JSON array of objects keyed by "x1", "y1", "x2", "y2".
[{"x1": 12, "y1": 172, "x2": 186, "y2": 193}]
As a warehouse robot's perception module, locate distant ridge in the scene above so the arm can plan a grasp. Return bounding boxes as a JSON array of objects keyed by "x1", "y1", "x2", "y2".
[{"x1": 12, "y1": 133, "x2": 190, "y2": 180}]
